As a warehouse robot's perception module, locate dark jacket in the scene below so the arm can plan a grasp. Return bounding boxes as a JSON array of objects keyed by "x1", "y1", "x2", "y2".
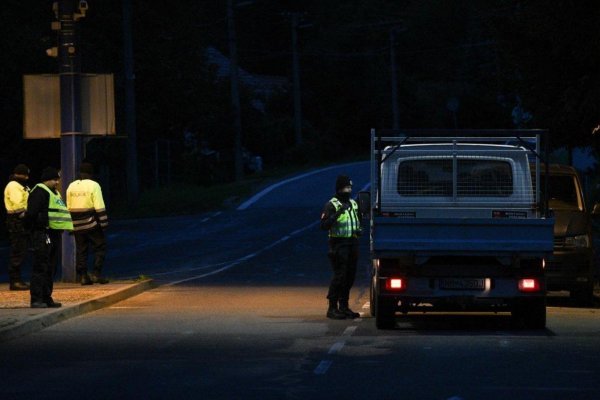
[{"x1": 25, "y1": 185, "x2": 53, "y2": 231}]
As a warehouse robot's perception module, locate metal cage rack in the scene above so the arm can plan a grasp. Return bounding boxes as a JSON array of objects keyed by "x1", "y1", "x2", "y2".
[{"x1": 370, "y1": 129, "x2": 550, "y2": 218}]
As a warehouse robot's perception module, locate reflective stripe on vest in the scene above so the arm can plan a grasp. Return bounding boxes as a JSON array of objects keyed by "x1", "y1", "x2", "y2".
[
  {"x1": 328, "y1": 197, "x2": 360, "y2": 238},
  {"x1": 35, "y1": 184, "x2": 74, "y2": 231}
]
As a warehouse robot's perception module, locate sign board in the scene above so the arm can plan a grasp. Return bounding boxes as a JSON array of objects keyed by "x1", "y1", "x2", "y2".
[{"x1": 23, "y1": 74, "x2": 116, "y2": 139}]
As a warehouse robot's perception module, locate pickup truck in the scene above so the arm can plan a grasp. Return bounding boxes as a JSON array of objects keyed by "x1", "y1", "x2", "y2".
[{"x1": 359, "y1": 129, "x2": 555, "y2": 329}]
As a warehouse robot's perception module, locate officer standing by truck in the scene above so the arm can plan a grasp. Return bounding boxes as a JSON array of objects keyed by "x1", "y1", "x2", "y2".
[
  {"x1": 25, "y1": 167, "x2": 73, "y2": 308},
  {"x1": 66, "y1": 162, "x2": 109, "y2": 285},
  {"x1": 3, "y1": 164, "x2": 31, "y2": 290},
  {"x1": 320, "y1": 175, "x2": 361, "y2": 320}
]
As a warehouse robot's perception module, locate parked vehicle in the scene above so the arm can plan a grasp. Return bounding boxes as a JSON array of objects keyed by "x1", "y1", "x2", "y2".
[
  {"x1": 359, "y1": 129, "x2": 554, "y2": 329},
  {"x1": 543, "y1": 164, "x2": 598, "y2": 305}
]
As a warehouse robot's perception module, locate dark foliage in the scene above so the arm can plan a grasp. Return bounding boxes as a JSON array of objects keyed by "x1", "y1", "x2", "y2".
[{"x1": 1, "y1": 0, "x2": 598, "y2": 203}]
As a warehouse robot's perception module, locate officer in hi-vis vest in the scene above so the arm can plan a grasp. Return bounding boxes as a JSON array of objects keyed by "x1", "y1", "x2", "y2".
[
  {"x1": 320, "y1": 175, "x2": 362, "y2": 320},
  {"x1": 3, "y1": 164, "x2": 31, "y2": 290},
  {"x1": 66, "y1": 162, "x2": 109, "y2": 285},
  {"x1": 24, "y1": 167, "x2": 73, "y2": 308}
]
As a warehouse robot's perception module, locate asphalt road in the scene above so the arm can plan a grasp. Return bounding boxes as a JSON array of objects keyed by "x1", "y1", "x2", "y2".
[{"x1": 2, "y1": 161, "x2": 600, "y2": 399}]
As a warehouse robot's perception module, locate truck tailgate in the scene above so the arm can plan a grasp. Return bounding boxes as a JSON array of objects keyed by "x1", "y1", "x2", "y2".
[{"x1": 372, "y1": 217, "x2": 554, "y2": 257}]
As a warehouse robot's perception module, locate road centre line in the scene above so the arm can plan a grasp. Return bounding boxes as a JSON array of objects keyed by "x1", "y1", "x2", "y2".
[
  {"x1": 164, "y1": 220, "x2": 320, "y2": 286},
  {"x1": 313, "y1": 360, "x2": 333, "y2": 375},
  {"x1": 237, "y1": 161, "x2": 367, "y2": 210},
  {"x1": 328, "y1": 341, "x2": 345, "y2": 355},
  {"x1": 199, "y1": 211, "x2": 222, "y2": 224},
  {"x1": 342, "y1": 326, "x2": 357, "y2": 336},
  {"x1": 314, "y1": 323, "x2": 360, "y2": 375}
]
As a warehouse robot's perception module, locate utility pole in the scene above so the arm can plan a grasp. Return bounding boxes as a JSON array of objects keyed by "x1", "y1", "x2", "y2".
[
  {"x1": 390, "y1": 27, "x2": 400, "y2": 130},
  {"x1": 56, "y1": 0, "x2": 87, "y2": 282},
  {"x1": 227, "y1": 0, "x2": 243, "y2": 182},
  {"x1": 123, "y1": 0, "x2": 139, "y2": 203},
  {"x1": 291, "y1": 13, "x2": 303, "y2": 146}
]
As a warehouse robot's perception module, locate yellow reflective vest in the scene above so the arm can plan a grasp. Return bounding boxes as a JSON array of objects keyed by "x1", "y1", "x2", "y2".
[
  {"x1": 66, "y1": 179, "x2": 108, "y2": 232},
  {"x1": 4, "y1": 181, "x2": 29, "y2": 215},
  {"x1": 328, "y1": 197, "x2": 360, "y2": 238},
  {"x1": 34, "y1": 184, "x2": 74, "y2": 231}
]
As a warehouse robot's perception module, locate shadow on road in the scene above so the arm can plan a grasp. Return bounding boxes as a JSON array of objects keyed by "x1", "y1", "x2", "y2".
[
  {"x1": 367, "y1": 313, "x2": 555, "y2": 336},
  {"x1": 546, "y1": 291, "x2": 600, "y2": 309}
]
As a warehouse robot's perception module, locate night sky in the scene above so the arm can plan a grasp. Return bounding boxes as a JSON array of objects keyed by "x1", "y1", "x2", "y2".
[{"x1": 1, "y1": 0, "x2": 599, "y2": 202}]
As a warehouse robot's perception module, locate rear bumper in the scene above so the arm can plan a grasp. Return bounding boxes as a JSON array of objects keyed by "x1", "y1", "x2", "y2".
[
  {"x1": 377, "y1": 276, "x2": 545, "y2": 311},
  {"x1": 545, "y1": 249, "x2": 594, "y2": 290}
]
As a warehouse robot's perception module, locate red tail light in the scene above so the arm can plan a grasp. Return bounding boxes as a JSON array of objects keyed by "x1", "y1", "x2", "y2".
[
  {"x1": 386, "y1": 278, "x2": 406, "y2": 291},
  {"x1": 518, "y1": 278, "x2": 541, "y2": 292}
]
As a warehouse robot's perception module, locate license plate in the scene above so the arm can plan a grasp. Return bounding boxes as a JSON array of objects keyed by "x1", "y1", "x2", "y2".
[{"x1": 439, "y1": 278, "x2": 485, "y2": 290}]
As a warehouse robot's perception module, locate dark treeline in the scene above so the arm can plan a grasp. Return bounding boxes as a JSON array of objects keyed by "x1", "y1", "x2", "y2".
[{"x1": 1, "y1": 0, "x2": 599, "y2": 194}]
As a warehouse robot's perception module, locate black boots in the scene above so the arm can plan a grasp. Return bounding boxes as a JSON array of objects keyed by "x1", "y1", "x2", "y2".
[
  {"x1": 9, "y1": 281, "x2": 29, "y2": 291},
  {"x1": 326, "y1": 299, "x2": 347, "y2": 320},
  {"x1": 326, "y1": 299, "x2": 361, "y2": 319},
  {"x1": 90, "y1": 273, "x2": 108, "y2": 284},
  {"x1": 80, "y1": 272, "x2": 108, "y2": 285},
  {"x1": 80, "y1": 273, "x2": 92, "y2": 285},
  {"x1": 339, "y1": 299, "x2": 360, "y2": 319}
]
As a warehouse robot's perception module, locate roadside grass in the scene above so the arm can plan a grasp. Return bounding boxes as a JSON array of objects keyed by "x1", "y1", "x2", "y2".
[
  {"x1": 110, "y1": 158, "x2": 367, "y2": 219},
  {"x1": 111, "y1": 179, "x2": 258, "y2": 219}
]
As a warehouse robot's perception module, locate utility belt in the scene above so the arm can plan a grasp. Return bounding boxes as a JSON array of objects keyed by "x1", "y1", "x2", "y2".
[{"x1": 329, "y1": 235, "x2": 359, "y2": 244}]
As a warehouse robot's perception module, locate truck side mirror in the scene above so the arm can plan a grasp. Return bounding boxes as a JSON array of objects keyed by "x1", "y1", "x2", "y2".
[
  {"x1": 592, "y1": 203, "x2": 600, "y2": 217},
  {"x1": 357, "y1": 191, "x2": 371, "y2": 220}
]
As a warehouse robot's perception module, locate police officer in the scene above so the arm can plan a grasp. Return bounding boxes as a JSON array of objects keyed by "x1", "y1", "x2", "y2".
[
  {"x1": 320, "y1": 175, "x2": 361, "y2": 319},
  {"x1": 25, "y1": 167, "x2": 73, "y2": 308},
  {"x1": 3, "y1": 164, "x2": 31, "y2": 290},
  {"x1": 66, "y1": 162, "x2": 109, "y2": 285}
]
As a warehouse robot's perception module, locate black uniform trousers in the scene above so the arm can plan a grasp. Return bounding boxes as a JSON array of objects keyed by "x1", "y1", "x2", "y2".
[
  {"x1": 75, "y1": 227, "x2": 107, "y2": 276},
  {"x1": 30, "y1": 230, "x2": 61, "y2": 304},
  {"x1": 326, "y1": 239, "x2": 359, "y2": 302},
  {"x1": 6, "y1": 216, "x2": 28, "y2": 283}
]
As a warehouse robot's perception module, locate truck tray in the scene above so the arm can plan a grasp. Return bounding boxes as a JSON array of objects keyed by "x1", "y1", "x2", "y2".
[{"x1": 372, "y1": 216, "x2": 554, "y2": 257}]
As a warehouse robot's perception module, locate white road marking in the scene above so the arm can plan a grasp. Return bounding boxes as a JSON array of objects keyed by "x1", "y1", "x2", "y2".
[
  {"x1": 328, "y1": 341, "x2": 345, "y2": 355},
  {"x1": 199, "y1": 211, "x2": 221, "y2": 224},
  {"x1": 237, "y1": 161, "x2": 368, "y2": 210},
  {"x1": 164, "y1": 220, "x2": 319, "y2": 286},
  {"x1": 314, "y1": 324, "x2": 359, "y2": 375},
  {"x1": 342, "y1": 326, "x2": 357, "y2": 336},
  {"x1": 313, "y1": 360, "x2": 333, "y2": 375}
]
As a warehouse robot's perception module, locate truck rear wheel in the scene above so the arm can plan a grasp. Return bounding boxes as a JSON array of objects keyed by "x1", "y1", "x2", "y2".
[
  {"x1": 369, "y1": 275, "x2": 376, "y2": 317},
  {"x1": 375, "y1": 297, "x2": 396, "y2": 329},
  {"x1": 511, "y1": 298, "x2": 546, "y2": 329}
]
